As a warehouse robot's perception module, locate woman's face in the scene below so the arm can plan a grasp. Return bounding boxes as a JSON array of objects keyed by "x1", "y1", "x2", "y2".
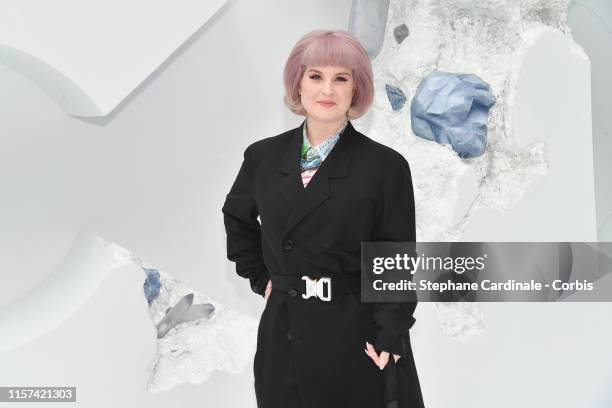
[{"x1": 299, "y1": 65, "x2": 355, "y2": 123}]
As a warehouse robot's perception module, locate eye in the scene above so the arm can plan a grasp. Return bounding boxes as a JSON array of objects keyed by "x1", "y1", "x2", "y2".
[{"x1": 308, "y1": 74, "x2": 349, "y2": 81}]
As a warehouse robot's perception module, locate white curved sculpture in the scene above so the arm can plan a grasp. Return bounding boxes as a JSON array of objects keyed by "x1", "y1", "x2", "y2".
[
  {"x1": 571, "y1": 0, "x2": 612, "y2": 33},
  {"x1": 0, "y1": 230, "x2": 128, "y2": 352},
  {"x1": 0, "y1": 229, "x2": 257, "y2": 393},
  {"x1": 0, "y1": 0, "x2": 229, "y2": 117}
]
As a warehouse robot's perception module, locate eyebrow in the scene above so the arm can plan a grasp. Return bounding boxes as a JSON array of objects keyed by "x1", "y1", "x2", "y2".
[{"x1": 307, "y1": 69, "x2": 352, "y2": 76}]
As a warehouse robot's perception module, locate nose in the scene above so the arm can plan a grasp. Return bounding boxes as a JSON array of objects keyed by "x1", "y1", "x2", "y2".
[{"x1": 322, "y1": 79, "x2": 334, "y2": 95}]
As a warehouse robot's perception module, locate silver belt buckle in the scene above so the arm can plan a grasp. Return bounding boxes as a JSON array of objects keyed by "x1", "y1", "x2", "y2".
[{"x1": 301, "y1": 276, "x2": 332, "y2": 301}]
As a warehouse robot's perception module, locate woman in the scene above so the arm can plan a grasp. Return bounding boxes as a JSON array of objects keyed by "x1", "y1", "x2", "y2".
[{"x1": 222, "y1": 29, "x2": 423, "y2": 408}]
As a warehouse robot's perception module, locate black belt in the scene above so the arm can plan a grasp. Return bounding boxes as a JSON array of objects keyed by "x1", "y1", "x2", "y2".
[{"x1": 270, "y1": 273, "x2": 360, "y2": 301}]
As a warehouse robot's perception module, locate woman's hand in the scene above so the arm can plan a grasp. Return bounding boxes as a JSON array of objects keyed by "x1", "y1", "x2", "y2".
[
  {"x1": 264, "y1": 280, "x2": 272, "y2": 301},
  {"x1": 364, "y1": 341, "x2": 401, "y2": 370}
]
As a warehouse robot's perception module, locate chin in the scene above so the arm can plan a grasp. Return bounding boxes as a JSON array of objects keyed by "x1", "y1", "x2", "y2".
[
  {"x1": 313, "y1": 115, "x2": 340, "y2": 123},
  {"x1": 312, "y1": 109, "x2": 345, "y2": 121}
]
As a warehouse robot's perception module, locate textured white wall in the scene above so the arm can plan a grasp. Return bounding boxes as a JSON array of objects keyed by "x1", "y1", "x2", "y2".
[{"x1": 462, "y1": 30, "x2": 597, "y2": 242}]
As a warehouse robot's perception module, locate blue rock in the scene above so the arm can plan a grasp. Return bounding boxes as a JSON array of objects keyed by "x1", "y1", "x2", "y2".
[
  {"x1": 385, "y1": 84, "x2": 407, "y2": 111},
  {"x1": 143, "y1": 268, "x2": 161, "y2": 305},
  {"x1": 410, "y1": 70, "x2": 496, "y2": 158}
]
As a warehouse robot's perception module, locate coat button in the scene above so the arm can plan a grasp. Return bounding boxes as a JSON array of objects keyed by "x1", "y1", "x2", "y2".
[
  {"x1": 287, "y1": 331, "x2": 293, "y2": 341},
  {"x1": 283, "y1": 240, "x2": 294, "y2": 250},
  {"x1": 288, "y1": 289, "x2": 298, "y2": 297}
]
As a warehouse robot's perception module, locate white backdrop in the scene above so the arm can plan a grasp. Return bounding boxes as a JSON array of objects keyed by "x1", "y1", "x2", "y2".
[{"x1": 0, "y1": 0, "x2": 611, "y2": 407}]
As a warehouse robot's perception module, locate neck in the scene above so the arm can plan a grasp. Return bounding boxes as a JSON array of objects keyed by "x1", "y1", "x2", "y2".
[{"x1": 305, "y1": 116, "x2": 347, "y2": 146}]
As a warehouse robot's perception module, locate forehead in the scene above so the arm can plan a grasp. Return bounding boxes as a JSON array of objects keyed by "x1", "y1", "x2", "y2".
[{"x1": 305, "y1": 66, "x2": 352, "y2": 76}]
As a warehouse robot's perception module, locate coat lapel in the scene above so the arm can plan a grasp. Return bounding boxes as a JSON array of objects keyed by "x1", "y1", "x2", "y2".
[{"x1": 277, "y1": 119, "x2": 358, "y2": 239}]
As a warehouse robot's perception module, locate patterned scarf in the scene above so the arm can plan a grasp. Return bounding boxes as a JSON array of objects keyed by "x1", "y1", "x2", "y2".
[{"x1": 300, "y1": 118, "x2": 348, "y2": 172}]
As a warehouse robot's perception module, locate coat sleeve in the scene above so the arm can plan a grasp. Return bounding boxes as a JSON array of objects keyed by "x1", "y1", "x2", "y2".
[
  {"x1": 222, "y1": 144, "x2": 269, "y2": 297},
  {"x1": 371, "y1": 152, "x2": 418, "y2": 356}
]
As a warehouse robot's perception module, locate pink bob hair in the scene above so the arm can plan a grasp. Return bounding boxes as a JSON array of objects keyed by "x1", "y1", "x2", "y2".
[{"x1": 283, "y1": 29, "x2": 374, "y2": 120}]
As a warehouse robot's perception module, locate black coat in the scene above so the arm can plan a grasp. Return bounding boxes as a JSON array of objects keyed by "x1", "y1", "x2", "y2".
[{"x1": 222, "y1": 119, "x2": 424, "y2": 408}]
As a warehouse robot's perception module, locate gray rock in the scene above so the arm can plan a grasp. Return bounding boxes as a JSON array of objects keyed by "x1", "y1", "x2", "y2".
[
  {"x1": 179, "y1": 303, "x2": 215, "y2": 324},
  {"x1": 348, "y1": 0, "x2": 390, "y2": 59},
  {"x1": 393, "y1": 23, "x2": 410, "y2": 44},
  {"x1": 156, "y1": 293, "x2": 216, "y2": 338}
]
